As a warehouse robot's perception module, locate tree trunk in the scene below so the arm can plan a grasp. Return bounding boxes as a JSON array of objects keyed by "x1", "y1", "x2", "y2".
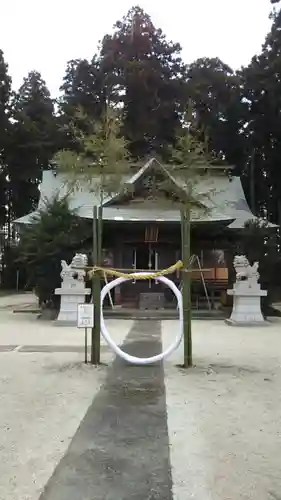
[{"x1": 250, "y1": 149, "x2": 256, "y2": 215}]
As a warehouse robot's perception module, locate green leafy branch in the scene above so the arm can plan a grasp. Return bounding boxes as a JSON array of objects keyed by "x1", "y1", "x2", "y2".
[{"x1": 53, "y1": 106, "x2": 131, "y2": 202}]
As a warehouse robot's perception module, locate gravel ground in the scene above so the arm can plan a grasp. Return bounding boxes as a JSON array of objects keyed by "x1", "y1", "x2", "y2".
[
  {"x1": 0, "y1": 293, "x2": 37, "y2": 310},
  {"x1": 163, "y1": 319, "x2": 281, "y2": 500},
  {"x1": 2, "y1": 306, "x2": 281, "y2": 500},
  {"x1": 0, "y1": 310, "x2": 133, "y2": 500},
  {"x1": 0, "y1": 309, "x2": 132, "y2": 347}
]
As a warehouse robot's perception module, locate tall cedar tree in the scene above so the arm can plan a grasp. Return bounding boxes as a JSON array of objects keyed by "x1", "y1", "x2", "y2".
[
  {"x1": 241, "y1": 7, "x2": 281, "y2": 223},
  {"x1": 7, "y1": 71, "x2": 60, "y2": 220},
  {"x1": 100, "y1": 5, "x2": 188, "y2": 159},
  {"x1": 0, "y1": 50, "x2": 12, "y2": 231},
  {"x1": 186, "y1": 57, "x2": 246, "y2": 173},
  {"x1": 58, "y1": 56, "x2": 106, "y2": 149}
]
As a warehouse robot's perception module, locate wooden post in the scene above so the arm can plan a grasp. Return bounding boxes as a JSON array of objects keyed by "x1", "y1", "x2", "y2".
[
  {"x1": 84, "y1": 328, "x2": 88, "y2": 364},
  {"x1": 91, "y1": 205, "x2": 101, "y2": 365},
  {"x1": 96, "y1": 205, "x2": 103, "y2": 362},
  {"x1": 181, "y1": 206, "x2": 192, "y2": 367}
]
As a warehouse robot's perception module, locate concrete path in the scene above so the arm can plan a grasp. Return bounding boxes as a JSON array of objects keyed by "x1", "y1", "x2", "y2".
[{"x1": 39, "y1": 320, "x2": 172, "y2": 500}]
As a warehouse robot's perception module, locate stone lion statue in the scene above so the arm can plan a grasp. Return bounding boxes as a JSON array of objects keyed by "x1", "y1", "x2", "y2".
[
  {"x1": 71, "y1": 254, "x2": 88, "y2": 269},
  {"x1": 233, "y1": 255, "x2": 260, "y2": 284},
  {"x1": 60, "y1": 253, "x2": 88, "y2": 284}
]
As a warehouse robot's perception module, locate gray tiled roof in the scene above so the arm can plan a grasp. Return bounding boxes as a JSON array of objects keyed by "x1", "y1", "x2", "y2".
[{"x1": 13, "y1": 159, "x2": 274, "y2": 229}]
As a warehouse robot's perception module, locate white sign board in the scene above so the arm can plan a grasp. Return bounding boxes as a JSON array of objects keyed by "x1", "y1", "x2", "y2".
[{"x1": 77, "y1": 304, "x2": 94, "y2": 328}]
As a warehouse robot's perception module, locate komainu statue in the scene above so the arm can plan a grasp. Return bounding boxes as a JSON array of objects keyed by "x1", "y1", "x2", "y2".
[
  {"x1": 226, "y1": 254, "x2": 267, "y2": 325},
  {"x1": 60, "y1": 254, "x2": 88, "y2": 286},
  {"x1": 233, "y1": 255, "x2": 259, "y2": 285},
  {"x1": 55, "y1": 253, "x2": 91, "y2": 324}
]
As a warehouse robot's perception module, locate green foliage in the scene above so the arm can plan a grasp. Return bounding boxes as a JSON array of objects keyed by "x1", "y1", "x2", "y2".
[
  {"x1": 164, "y1": 108, "x2": 217, "y2": 214},
  {"x1": 6, "y1": 71, "x2": 61, "y2": 221},
  {"x1": 239, "y1": 219, "x2": 273, "y2": 261},
  {"x1": 64, "y1": 6, "x2": 188, "y2": 160},
  {"x1": 241, "y1": 219, "x2": 279, "y2": 272},
  {"x1": 237, "y1": 219, "x2": 281, "y2": 306},
  {"x1": 186, "y1": 57, "x2": 246, "y2": 171},
  {"x1": 54, "y1": 106, "x2": 131, "y2": 201},
  {"x1": 0, "y1": 49, "x2": 12, "y2": 229},
  {"x1": 240, "y1": 8, "x2": 281, "y2": 222},
  {"x1": 170, "y1": 114, "x2": 212, "y2": 168},
  {"x1": 59, "y1": 57, "x2": 105, "y2": 119},
  {"x1": 58, "y1": 56, "x2": 106, "y2": 149},
  {"x1": 17, "y1": 197, "x2": 89, "y2": 307}
]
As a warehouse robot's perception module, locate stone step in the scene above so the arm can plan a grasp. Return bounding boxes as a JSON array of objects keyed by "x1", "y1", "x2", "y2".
[{"x1": 104, "y1": 308, "x2": 227, "y2": 320}]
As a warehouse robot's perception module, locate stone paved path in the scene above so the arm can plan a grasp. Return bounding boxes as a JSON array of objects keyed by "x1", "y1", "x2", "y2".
[{"x1": 39, "y1": 320, "x2": 173, "y2": 500}]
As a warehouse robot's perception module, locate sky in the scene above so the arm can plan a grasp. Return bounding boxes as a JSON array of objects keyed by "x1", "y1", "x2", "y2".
[{"x1": 0, "y1": 0, "x2": 275, "y2": 98}]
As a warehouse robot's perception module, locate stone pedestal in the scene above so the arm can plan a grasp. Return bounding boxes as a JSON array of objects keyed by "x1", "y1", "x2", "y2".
[
  {"x1": 226, "y1": 282, "x2": 267, "y2": 326},
  {"x1": 55, "y1": 286, "x2": 91, "y2": 326}
]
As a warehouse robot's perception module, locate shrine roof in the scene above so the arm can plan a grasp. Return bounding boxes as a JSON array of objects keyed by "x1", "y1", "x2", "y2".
[{"x1": 13, "y1": 158, "x2": 275, "y2": 229}]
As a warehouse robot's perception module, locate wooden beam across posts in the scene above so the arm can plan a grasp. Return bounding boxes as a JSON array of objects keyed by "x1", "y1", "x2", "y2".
[{"x1": 181, "y1": 206, "x2": 192, "y2": 368}]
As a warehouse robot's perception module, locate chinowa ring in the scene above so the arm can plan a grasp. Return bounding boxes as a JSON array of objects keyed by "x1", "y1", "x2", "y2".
[{"x1": 100, "y1": 272, "x2": 183, "y2": 365}]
